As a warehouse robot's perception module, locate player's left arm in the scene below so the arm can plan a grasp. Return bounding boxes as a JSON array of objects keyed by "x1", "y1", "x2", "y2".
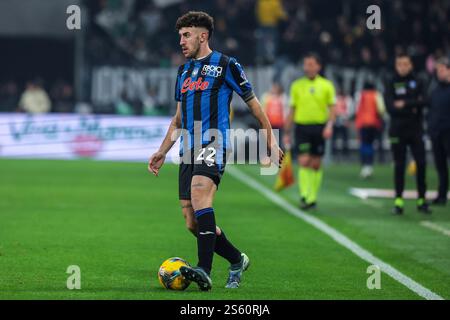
[
  {"x1": 225, "y1": 57, "x2": 283, "y2": 167},
  {"x1": 323, "y1": 82, "x2": 337, "y2": 139},
  {"x1": 246, "y1": 96, "x2": 284, "y2": 167}
]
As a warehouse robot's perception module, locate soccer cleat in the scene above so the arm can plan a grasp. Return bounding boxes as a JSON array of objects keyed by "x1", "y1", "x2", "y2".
[
  {"x1": 300, "y1": 197, "x2": 307, "y2": 207},
  {"x1": 417, "y1": 199, "x2": 432, "y2": 214},
  {"x1": 360, "y1": 165, "x2": 373, "y2": 179},
  {"x1": 225, "y1": 253, "x2": 250, "y2": 289},
  {"x1": 300, "y1": 201, "x2": 317, "y2": 211},
  {"x1": 179, "y1": 266, "x2": 212, "y2": 291},
  {"x1": 392, "y1": 197, "x2": 404, "y2": 215},
  {"x1": 431, "y1": 197, "x2": 447, "y2": 206},
  {"x1": 392, "y1": 205, "x2": 404, "y2": 215}
]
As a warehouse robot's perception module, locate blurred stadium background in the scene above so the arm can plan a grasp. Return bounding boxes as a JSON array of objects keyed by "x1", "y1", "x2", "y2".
[
  {"x1": 0, "y1": 0, "x2": 449, "y2": 160},
  {"x1": 0, "y1": 0, "x2": 449, "y2": 300}
]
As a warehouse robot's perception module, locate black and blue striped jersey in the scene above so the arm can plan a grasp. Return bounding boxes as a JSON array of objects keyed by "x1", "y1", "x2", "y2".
[{"x1": 174, "y1": 50, "x2": 255, "y2": 164}]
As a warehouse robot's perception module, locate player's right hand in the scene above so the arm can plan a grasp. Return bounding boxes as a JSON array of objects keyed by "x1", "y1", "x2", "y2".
[{"x1": 148, "y1": 151, "x2": 166, "y2": 176}]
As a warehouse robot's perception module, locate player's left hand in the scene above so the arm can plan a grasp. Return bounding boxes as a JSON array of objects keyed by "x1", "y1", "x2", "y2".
[
  {"x1": 271, "y1": 144, "x2": 284, "y2": 168},
  {"x1": 322, "y1": 124, "x2": 333, "y2": 139}
]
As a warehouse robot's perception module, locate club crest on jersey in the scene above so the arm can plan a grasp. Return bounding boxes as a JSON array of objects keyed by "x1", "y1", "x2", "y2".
[
  {"x1": 201, "y1": 65, "x2": 223, "y2": 77},
  {"x1": 181, "y1": 77, "x2": 210, "y2": 93},
  {"x1": 239, "y1": 71, "x2": 248, "y2": 86}
]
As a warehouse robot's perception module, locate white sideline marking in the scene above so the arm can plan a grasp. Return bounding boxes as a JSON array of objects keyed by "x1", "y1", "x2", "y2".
[
  {"x1": 349, "y1": 188, "x2": 450, "y2": 200},
  {"x1": 228, "y1": 167, "x2": 444, "y2": 300},
  {"x1": 420, "y1": 221, "x2": 450, "y2": 238}
]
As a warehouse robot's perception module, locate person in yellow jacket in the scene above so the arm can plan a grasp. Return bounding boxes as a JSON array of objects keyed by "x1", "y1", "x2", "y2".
[
  {"x1": 284, "y1": 53, "x2": 336, "y2": 210},
  {"x1": 255, "y1": 0, "x2": 288, "y2": 63},
  {"x1": 256, "y1": 0, "x2": 287, "y2": 27}
]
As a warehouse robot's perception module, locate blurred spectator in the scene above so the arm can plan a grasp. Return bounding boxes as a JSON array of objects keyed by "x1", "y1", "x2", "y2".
[
  {"x1": 255, "y1": 0, "x2": 287, "y2": 64},
  {"x1": 84, "y1": 0, "x2": 449, "y2": 69},
  {"x1": 332, "y1": 89, "x2": 353, "y2": 160},
  {"x1": 354, "y1": 82, "x2": 385, "y2": 178},
  {"x1": 115, "y1": 90, "x2": 135, "y2": 115},
  {"x1": 428, "y1": 57, "x2": 450, "y2": 206},
  {"x1": 0, "y1": 81, "x2": 19, "y2": 112},
  {"x1": 261, "y1": 82, "x2": 288, "y2": 147},
  {"x1": 142, "y1": 87, "x2": 161, "y2": 116},
  {"x1": 18, "y1": 80, "x2": 51, "y2": 114},
  {"x1": 51, "y1": 80, "x2": 74, "y2": 113},
  {"x1": 139, "y1": 2, "x2": 162, "y2": 36}
]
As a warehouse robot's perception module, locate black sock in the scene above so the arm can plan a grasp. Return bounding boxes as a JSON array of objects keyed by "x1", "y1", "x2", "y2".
[
  {"x1": 190, "y1": 227, "x2": 241, "y2": 265},
  {"x1": 195, "y1": 208, "x2": 216, "y2": 275},
  {"x1": 215, "y1": 230, "x2": 242, "y2": 265}
]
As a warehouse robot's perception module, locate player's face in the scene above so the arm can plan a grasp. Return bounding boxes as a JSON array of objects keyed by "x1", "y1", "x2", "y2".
[
  {"x1": 179, "y1": 27, "x2": 207, "y2": 59},
  {"x1": 303, "y1": 58, "x2": 321, "y2": 79},
  {"x1": 395, "y1": 57, "x2": 413, "y2": 77},
  {"x1": 436, "y1": 63, "x2": 449, "y2": 82}
]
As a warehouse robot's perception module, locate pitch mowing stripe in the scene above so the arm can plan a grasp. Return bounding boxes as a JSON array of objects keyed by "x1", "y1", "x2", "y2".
[
  {"x1": 228, "y1": 167, "x2": 444, "y2": 300},
  {"x1": 420, "y1": 221, "x2": 450, "y2": 238}
]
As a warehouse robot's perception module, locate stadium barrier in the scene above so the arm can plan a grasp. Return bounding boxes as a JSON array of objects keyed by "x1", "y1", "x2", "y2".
[{"x1": 0, "y1": 113, "x2": 179, "y2": 162}]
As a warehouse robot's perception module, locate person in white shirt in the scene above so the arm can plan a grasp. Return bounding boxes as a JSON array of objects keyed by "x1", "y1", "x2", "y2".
[{"x1": 18, "y1": 81, "x2": 51, "y2": 114}]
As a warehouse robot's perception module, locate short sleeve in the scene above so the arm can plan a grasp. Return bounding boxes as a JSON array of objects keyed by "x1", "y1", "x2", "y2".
[
  {"x1": 225, "y1": 58, "x2": 255, "y2": 102},
  {"x1": 289, "y1": 83, "x2": 297, "y2": 108},
  {"x1": 327, "y1": 81, "x2": 336, "y2": 105},
  {"x1": 174, "y1": 66, "x2": 182, "y2": 102}
]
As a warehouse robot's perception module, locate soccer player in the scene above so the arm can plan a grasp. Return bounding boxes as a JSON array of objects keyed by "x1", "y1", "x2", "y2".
[
  {"x1": 385, "y1": 53, "x2": 431, "y2": 215},
  {"x1": 428, "y1": 57, "x2": 450, "y2": 206},
  {"x1": 148, "y1": 11, "x2": 283, "y2": 291},
  {"x1": 283, "y1": 53, "x2": 336, "y2": 210}
]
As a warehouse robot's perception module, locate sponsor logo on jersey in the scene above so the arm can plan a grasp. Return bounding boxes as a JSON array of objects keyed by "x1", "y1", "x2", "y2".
[
  {"x1": 181, "y1": 77, "x2": 210, "y2": 93},
  {"x1": 201, "y1": 65, "x2": 223, "y2": 77}
]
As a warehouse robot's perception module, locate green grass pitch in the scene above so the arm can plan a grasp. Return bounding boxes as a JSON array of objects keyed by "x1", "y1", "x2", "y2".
[{"x1": 0, "y1": 159, "x2": 449, "y2": 299}]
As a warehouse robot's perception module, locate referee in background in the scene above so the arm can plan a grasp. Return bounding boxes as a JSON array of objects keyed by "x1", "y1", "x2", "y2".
[
  {"x1": 428, "y1": 57, "x2": 450, "y2": 206},
  {"x1": 385, "y1": 53, "x2": 431, "y2": 215},
  {"x1": 283, "y1": 53, "x2": 336, "y2": 210}
]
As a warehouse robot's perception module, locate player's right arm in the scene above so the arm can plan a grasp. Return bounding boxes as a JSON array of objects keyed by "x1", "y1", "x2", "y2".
[
  {"x1": 148, "y1": 102, "x2": 182, "y2": 176},
  {"x1": 283, "y1": 82, "x2": 296, "y2": 148},
  {"x1": 283, "y1": 107, "x2": 294, "y2": 148}
]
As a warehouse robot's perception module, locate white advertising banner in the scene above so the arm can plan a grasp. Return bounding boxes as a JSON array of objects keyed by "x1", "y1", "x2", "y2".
[{"x1": 0, "y1": 113, "x2": 179, "y2": 162}]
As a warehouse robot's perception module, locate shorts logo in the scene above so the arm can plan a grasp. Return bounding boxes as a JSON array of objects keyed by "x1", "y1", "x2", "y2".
[
  {"x1": 202, "y1": 65, "x2": 223, "y2": 77},
  {"x1": 299, "y1": 143, "x2": 311, "y2": 152}
]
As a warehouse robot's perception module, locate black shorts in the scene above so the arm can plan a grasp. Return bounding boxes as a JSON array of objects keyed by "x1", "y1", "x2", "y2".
[
  {"x1": 178, "y1": 148, "x2": 226, "y2": 200},
  {"x1": 294, "y1": 124, "x2": 325, "y2": 156}
]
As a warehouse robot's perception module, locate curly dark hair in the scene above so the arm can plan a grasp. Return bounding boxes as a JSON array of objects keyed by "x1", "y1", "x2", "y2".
[{"x1": 175, "y1": 11, "x2": 214, "y2": 39}]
